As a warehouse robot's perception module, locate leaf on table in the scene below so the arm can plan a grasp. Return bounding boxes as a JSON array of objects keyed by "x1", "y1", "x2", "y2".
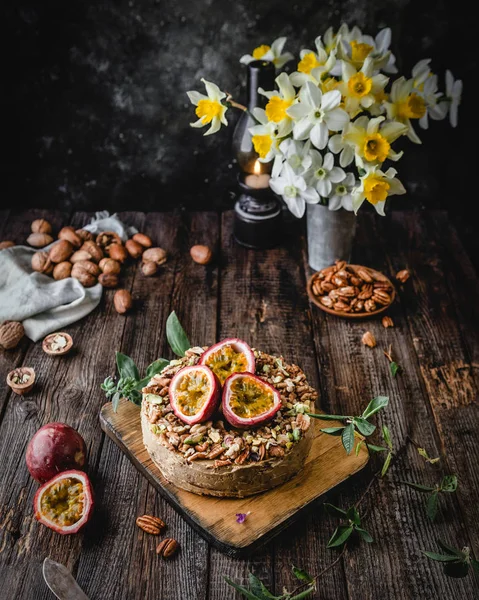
[
  {"x1": 224, "y1": 577, "x2": 265, "y2": 600},
  {"x1": 353, "y1": 417, "x2": 376, "y2": 437},
  {"x1": 346, "y1": 506, "x2": 361, "y2": 525},
  {"x1": 324, "y1": 503, "x2": 348, "y2": 518},
  {"x1": 361, "y1": 396, "x2": 389, "y2": 419},
  {"x1": 437, "y1": 540, "x2": 465, "y2": 557},
  {"x1": 309, "y1": 413, "x2": 347, "y2": 421},
  {"x1": 342, "y1": 423, "x2": 355, "y2": 454},
  {"x1": 146, "y1": 358, "x2": 170, "y2": 378},
  {"x1": 248, "y1": 573, "x2": 278, "y2": 599},
  {"x1": 402, "y1": 481, "x2": 436, "y2": 492},
  {"x1": 440, "y1": 474, "x2": 458, "y2": 492},
  {"x1": 356, "y1": 527, "x2": 374, "y2": 543},
  {"x1": 390, "y1": 362, "x2": 401, "y2": 377},
  {"x1": 116, "y1": 351, "x2": 140, "y2": 381},
  {"x1": 321, "y1": 426, "x2": 345, "y2": 435},
  {"x1": 427, "y1": 491, "x2": 439, "y2": 521},
  {"x1": 327, "y1": 525, "x2": 353, "y2": 548},
  {"x1": 382, "y1": 425, "x2": 393, "y2": 450},
  {"x1": 381, "y1": 451, "x2": 393, "y2": 477},
  {"x1": 367, "y1": 444, "x2": 387, "y2": 453},
  {"x1": 417, "y1": 447, "x2": 440, "y2": 464},
  {"x1": 421, "y1": 551, "x2": 461, "y2": 562},
  {"x1": 166, "y1": 311, "x2": 191, "y2": 356},
  {"x1": 292, "y1": 566, "x2": 315, "y2": 584}
]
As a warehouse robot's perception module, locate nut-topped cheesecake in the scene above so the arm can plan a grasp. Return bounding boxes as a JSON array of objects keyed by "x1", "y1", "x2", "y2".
[{"x1": 141, "y1": 339, "x2": 318, "y2": 498}]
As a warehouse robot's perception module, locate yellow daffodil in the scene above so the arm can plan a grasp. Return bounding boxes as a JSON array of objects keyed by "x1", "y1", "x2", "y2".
[
  {"x1": 248, "y1": 117, "x2": 280, "y2": 163},
  {"x1": 352, "y1": 165, "x2": 406, "y2": 215},
  {"x1": 289, "y1": 36, "x2": 337, "y2": 88},
  {"x1": 187, "y1": 79, "x2": 228, "y2": 136},
  {"x1": 338, "y1": 57, "x2": 389, "y2": 118},
  {"x1": 341, "y1": 115, "x2": 407, "y2": 164},
  {"x1": 336, "y1": 26, "x2": 397, "y2": 74},
  {"x1": 255, "y1": 73, "x2": 297, "y2": 137},
  {"x1": 240, "y1": 37, "x2": 294, "y2": 69},
  {"x1": 385, "y1": 77, "x2": 428, "y2": 143}
]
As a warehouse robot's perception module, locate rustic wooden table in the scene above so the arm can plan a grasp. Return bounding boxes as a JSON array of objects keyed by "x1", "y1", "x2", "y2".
[{"x1": 1, "y1": 209, "x2": 478, "y2": 599}]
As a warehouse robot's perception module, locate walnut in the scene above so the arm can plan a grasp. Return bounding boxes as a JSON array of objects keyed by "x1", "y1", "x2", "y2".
[
  {"x1": 75, "y1": 228, "x2": 94, "y2": 242},
  {"x1": 70, "y1": 249, "x2": 93, "y2": 263},
  {"x1": 71, "y1": 263, "x2": 98, "y2": 287},
  {"x1": 98, "y1": 273, "x2": 119, "y2": 288},
  {"x1": 53, "y1": 261, "x2": 73, "y2": 280},
  {"x1": 99, "y1": 257, "x2": 121, "y2": 275},
  {"x1": 31, "y1": 251, "x2": 53, "y2": 274},
  {"x1": 57, "y1": 226, "x2": 82, "y2": 248},
  {"x1": 141, "y1": 260, "x2": 158, "y2": 276},
  {"x1": 26, "y1": 233, "x2": 53, "y2": 248},
  {"x1": 80, "y1": 241, "x2": 103, "y2": 263},
  {"x1": 0, "y1": 321, "x2": 25, "y2": 350},
  {"x1": 125, "y1": 239, "x2": 144, "y2": 259},
  {"x1": 132, "y1": 233, "x2": 153, "y2": 248},
  {"x1": 142, "y1": 247, "x2": 167, "y2": 265},
  {"x1": 96, "y1": 231, "x2": 122, "y2": 249},
  {"x1": 190, "y1": 245, "x2": 213, "y2": 265},
  {"x1": 49, "y1": 240, "x2": 74, "y2": 263},
  {"x1": 114, "y1": 289, "x2": 133, "y2": 314},
  {"x1": 108, "y1": 243, "x2": 128, "y2": 263},
  {"x1": 31, "y1": 219, "x2": 52, "y2": 234}
]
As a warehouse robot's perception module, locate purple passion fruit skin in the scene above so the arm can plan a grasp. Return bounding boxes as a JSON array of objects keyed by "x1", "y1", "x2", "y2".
[
  {"x1": 199, "y1": 338, "x2": 255, "y2": 385},
  {"x1": 222, "y1": 372, "x2": 282, "y2": 428},
  {"x1": 169, "y1": 365, "x2": 221, "y2": 425}
]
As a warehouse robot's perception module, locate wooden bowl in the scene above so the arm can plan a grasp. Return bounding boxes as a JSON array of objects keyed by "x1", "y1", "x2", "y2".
[
  {"x1": 42, "y1": 332, "x2": 73, "y2": 356},
  {"x1": 7, "y1": 367, "x2": 36, "y2": 395},
  {"x1": 307, "y1": 264, "x2": 396, "y2": 319}
]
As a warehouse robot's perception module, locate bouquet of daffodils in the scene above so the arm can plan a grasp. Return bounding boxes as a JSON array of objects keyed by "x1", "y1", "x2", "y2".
[{"x1": 187, "y1": 25, "x2": 462, "y2": 218}]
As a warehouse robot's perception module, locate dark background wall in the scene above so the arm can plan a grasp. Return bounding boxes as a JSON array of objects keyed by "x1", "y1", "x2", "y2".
[{"x1": 3, "y1": 0, "x2": 475, "y2": 215}]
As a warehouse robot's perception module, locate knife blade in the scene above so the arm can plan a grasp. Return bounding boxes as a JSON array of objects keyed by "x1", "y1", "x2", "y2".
[{"x1": 42, "y1": 558, "x2": 90, "y2": 600}]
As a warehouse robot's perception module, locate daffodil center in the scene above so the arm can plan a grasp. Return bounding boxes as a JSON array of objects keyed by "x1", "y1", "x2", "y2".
[
  {"x1": 252, "y1": 134, "x2": 273, "y2": 159},
  {"x1": 252, "y1": 45, "x2": 271, "y2": 60},
  {"x1": 288, "y1": 155, "x2": 302, "y2": 169},
  {"x1": 363, "y1": 133, "x2": 390, "y2": 162},
  {"x1": 364, "y1": 174, "x2": 390, "y2": 205},
  {"x1": 284, "y1": 185, "x2": 298, "y2": 198},
  {"x1": 315, "y1": 167, "x2": 327, "y2": 180},
  {"x1": 265, "y1": 96, "x2": 293, "y2": 122},
  {"x1": 348, "y1": 72, "x2": 372, "y2": 98},
  {"x1": 350, "y1": 41, "x2": 373, "y2": 65},
  {"x1": 396, "y1": 93, "x2": 426, "y2": 120},
  {"x1": 298, "y1": 52, "x2": 320, "y2": 74},
  {"x1": 195, "y1": 99, "x2": 222, "y2": 124},
  {"x1": 335, "y1": 184, "x2": 348, "y2": 196},
  {"x1": 313, "y1": 109, "x2": 324, "y2": 121}
]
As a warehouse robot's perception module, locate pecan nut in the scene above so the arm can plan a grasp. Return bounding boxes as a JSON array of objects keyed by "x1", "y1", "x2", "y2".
[
  {"x1": 361, "y1": 331, "x2": 377, "y2": 348},
  {"x1": 136, "y1": 515, "x2": 166, "y2": 535},
  {"x1": 396, "y1": 269, "x2": 410, "y2": 283},
  {"x1": 381, "y1": 316, "x2": 394, "y2": 328},
  {"x1": 156, "y1": 538, "x2": 179, "y2": 559}
]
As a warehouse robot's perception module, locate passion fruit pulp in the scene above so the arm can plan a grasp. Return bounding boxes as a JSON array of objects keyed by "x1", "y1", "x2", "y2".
[
  {"x1": 34, "y1": 470, "x2": 94, "y2": 534},
  {"x1": 222, "y1": 372, "x2": 282, "y2": 428},
  {"x1": 169, "y1": 365, "x2": 220, "y2": 425},
  {"x1": 199, "y1": 338, "x2": 255, "y2": 385}
]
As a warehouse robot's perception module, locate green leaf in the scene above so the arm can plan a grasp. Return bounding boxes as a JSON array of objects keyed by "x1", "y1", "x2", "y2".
[
  {"x1": 346, "y1": 506, "x2": 361, "y2": 525},
  {"x1": 427, "y1": 491, "x2": 439, "y2": 521},
  {"x1": 327, "y1": 525, "x2": 353, "y2": 548},
  {"x1": 248, "y1": 573, "x2": 278, "y2": 599},
  {"x1": 417, "y1": 447, "x2": 440, "y2": 464},
  {"x1": 112, "y1": 391, "x2": 120, "y2": 413},
  {"x1": 437, "y1": 540, "x2": 464, "y2": 557},
  {"x1": 308, "y1": 413, "x2": 347, "y2": 421},
  {"x1": 355, "y1": 440, "x2": 363, "y2": 456},
  {"x1": 382, "y1": 425, "x2": 393, "y2": 450},
  {"x1": 390, "y1": 362, "x2": 401, "y2": 377},
  {"x1": 421, "y1": 551, "x2": 461, "y2": 563},
  {"x1": 353, "y1": 417, "x2": 376, "y2": 437},
  {"x1": 361, "y1": 396, "x2": 389, "y2": 419},
  {"x1": 321, "y1": 426, "x2": 345, "y2": 435},
  {"x1": 381, "y1": 451, "x2": 393, "y2": 477},
  {"x1": 290, "y1": 586, "x2": 316, "y2": 600},
  {"x1": 223, "y1": 577, "x2": 263, "y2": 600},
  {"x1": 146, "y1": 358, "x2": 170, "y2": 378},
  {"x1": 116, "y1": 352, "x2": 140, "y2": 381},
  {"x1": 440, "y1": 475, "x2": 458, "y2": 492},
  {"x1": 402, "y1": 481, "x2": 436, "y2": 493},
  {"x1": 342, "y1": 423, "x2": 355, "y2": 454},
  {"x1": 324, "y1": 503, "x2": 348, "y2": 518},
  {"x1": 356, "y1": 527, "x2": 374, "y2": 543},
  {"x1": 367, "y1": 444, "x2": 388, "y2": 453},
  {"x1": 166, "y1": 311, "x2": 191, "y2": 357},
  {"x1": 292, "y1": 566, "x2": 314, "y2": 584}
]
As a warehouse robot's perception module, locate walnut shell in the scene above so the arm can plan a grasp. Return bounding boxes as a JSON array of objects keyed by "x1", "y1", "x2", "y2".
[
  {"x1": 31, "y1": 219, "x2": 52, "y2": 234},
  {"x1": 190, "y1": 245, "x2": 213, "y2": 265},
  {"x1": 53, "y1": 261, "x2": 73, "y2": 280},
  {"x1": 49, "y1": 240, "x2": 74, "y2": 263},
  {"x1": 125, "y1": 239, "x2": 144, "y2": 259},
  {"x1": 73, "y1": 260, "x2": 100, "y2": 277},
  {"x1": 96, "y1": 231, "x2": 122, "y2": 249},
  {"x1": 71, "y1": 263, "x2": 98, "y2": 287},
  {"x1": 142, "y1": 247, "x2": 167, "y2": 265},
  {"x1": 26, "y1": 232, "x2": 54, "y2": 248},
  {"x1": 70, "y1": 249, "x2": 93, "y2": 263},
  {"x1": 0, "y1": 241, "x2": 15, "y2": 250},
  {"x1": 75, "y1": 229, "x2": 94, "y2": 242},
  {"x1": 108, "y1": 243, "x2": 128, "y2": 263},
  {"x1": 132, "y1": 233, "x2": 153, "y2": 248},
  {"x1": 99, "y1": 273, "x2": 119, "y2": 288},
  {"x1": 99, "y1": 258, "x2": 121, "y2": 275},
  {"x1": 58, "y1": 227, "x2": 82, "y2": 248},
  {"x1": 141, "y1": 260, "x2": 158, "y2": 277},
  {"x1": 80, "y1": 241, "x2": 104, "y2": 263},
  {"x1": 31, "y1": 251, "x2": 53, "y2": 274},
  {"x1": 0, "y1": 321, "x2": 25, "y2": 350},
  {"x1": 114, "y1": 289, "x2": 132, "y2": 314}
]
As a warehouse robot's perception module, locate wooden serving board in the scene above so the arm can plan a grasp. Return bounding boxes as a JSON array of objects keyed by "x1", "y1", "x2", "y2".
[{"x1": 100, "y1": 399, "x2": 369, "y2": 557}]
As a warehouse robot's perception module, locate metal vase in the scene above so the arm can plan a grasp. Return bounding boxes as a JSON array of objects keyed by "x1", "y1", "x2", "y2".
[{"x1": 306, "y1": 204, "x2": 357, "y2": 271}]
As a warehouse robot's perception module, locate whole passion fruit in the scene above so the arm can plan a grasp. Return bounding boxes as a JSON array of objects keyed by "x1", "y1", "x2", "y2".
[
  {"x1": 222, "y1": 372, "x2": 281, "y2": 428},
  {"x1": 199, "y1": 338, "x2": 255, "y2": 385},
  {"x1": 34, "y1": 469, "x2": 94, "y2": 534},
  {"x1": 26, "y1": 423, "x2": 87, "y2": 483},
  {"x1": 169, "y1": 365, "x2": 221, "y2": 425}
]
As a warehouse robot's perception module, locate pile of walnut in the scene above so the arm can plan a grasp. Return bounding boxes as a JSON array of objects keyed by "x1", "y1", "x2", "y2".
[{"x1": 310, "y1": 260, "x2": 394, "y2": 314}]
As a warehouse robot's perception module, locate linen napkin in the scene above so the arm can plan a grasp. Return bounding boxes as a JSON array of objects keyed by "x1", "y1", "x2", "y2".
[{"x1": 0, "y1": 212, "x2": 137, "y2": 342}]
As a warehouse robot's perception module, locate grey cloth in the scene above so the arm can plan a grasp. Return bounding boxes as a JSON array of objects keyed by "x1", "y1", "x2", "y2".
[{"x1": 0, "y1": 212, "x2": 137, "y2": 342}]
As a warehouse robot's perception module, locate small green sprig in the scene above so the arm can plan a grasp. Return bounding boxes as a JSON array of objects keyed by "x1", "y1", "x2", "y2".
[
  {"x1": 402, "y1": 475, "x2": 458, "y2": 521},
  {"x1": 307, "y1": 396, "x2": 389, "y2": 454},
  {"x1": 324, "y1": 503, "x2": 373, "y2": 548},
  {"x1": 422, "y1": 540, "x2": 479, "y2": 578},
  {"x1": 356, "y1": 424, "x2": 394, "y2": 477},
  {"x1": 224, "y1": 568, "x2": 316, "y2": 600}
]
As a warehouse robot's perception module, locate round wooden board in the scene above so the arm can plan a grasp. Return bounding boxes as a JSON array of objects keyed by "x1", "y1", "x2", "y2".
[{"x1": 307, "y1": 265, "x2": 396, "y2": 319}]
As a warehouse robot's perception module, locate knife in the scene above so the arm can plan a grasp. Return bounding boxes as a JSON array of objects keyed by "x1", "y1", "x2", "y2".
[{"x1": 42, "y1": 558, "x2": 90, "y2": 600}]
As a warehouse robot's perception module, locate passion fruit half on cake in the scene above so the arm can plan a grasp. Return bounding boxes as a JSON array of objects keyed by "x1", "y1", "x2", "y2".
[
  {"x1": 222, "y1": 372, "x2": 281, "y2": 428},
  {"x1": 199, "y1": 338, "x2": 255, "y2": 385},
  {"x1": 169, "y1": 365, "x2": 221, "y2": 425}
]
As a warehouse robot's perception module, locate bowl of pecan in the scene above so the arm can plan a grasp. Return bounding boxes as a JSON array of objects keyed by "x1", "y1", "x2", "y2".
[{"x1": 307, "y1": 260, "x2": 395, "y2": 318}]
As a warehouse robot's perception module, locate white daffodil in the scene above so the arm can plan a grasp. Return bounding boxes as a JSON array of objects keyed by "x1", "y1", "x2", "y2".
[
  {"x1": 445, "y1": 70, "x2": 463, "y2": 128},
  {"x1": 248, "y1": 113, "x2": 281, "y2": 163},
  {"x1": 384, "y1": 77, "x2": 426, "y2": 143},
  {"x1": 254, "y1": 73, "x2": 296, "y2": 137},
  {"x1": 417, "y1": 74, "x2": 448, "y2": 129},
  {"x1": 187, "y1": 79, "x2": 228, "y2": 136},
  {"x1": 341, "y1": 115, "x2": 407, "y2": 164},
  {"x1": 338, "y1": 57, "x2": 389, "y2": 119},
  {"x1": 239, "y1": 37, "x2": 294, "y2": 69},
  {"x1": 269, "y1": 162, "x2": 319, "y2": 218},
  {"x1": 272, "y1": 139, "x2": 313, "y2": 178},
  {"x1": 336, "y1": 26, "x2": 396, "y2": 74},
  {"x1": 352, "y1": 164, "x2": 406, "y2": 215},
  {"x1": 289, "y1": 36, "x2": 337, "y2": 87},
  {"x1": 286, "y1": 83, "x2": 349, "y2": 150},
  {"x1": 328, "y1": 172, "x2": 357, "y2": 211},
  {"x1": 307, "y1": 150, "x2": 346, "y2": 197},
  {"x1": 328, "y1": 131, "x2": 356, "y2": 168}
]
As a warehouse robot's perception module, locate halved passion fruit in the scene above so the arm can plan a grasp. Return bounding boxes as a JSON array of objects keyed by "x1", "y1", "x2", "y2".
[
  {"x1": 222, "y1": 372, "x2": 281, "y2": 428},
  {"x1": 34, "y1": 470, "x2": 94, "y2": 534},
  {"x1": 199, "y1": 338, "x2": 255, "y2": 385},
  {"x1": 169, "y1": 365, "x2": 221, "y2": 425}
]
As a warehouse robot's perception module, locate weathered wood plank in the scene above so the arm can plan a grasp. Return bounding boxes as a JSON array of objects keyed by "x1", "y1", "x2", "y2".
[
  {"x1": 0, "y1": 211, "x2": 142, "y2": 599},
  {"x1": 305, "y1": 210, "x2": 477, "y2": 599},
  {"x1": 74, "y1": 212, "x2": 218, "y2": 600}
]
